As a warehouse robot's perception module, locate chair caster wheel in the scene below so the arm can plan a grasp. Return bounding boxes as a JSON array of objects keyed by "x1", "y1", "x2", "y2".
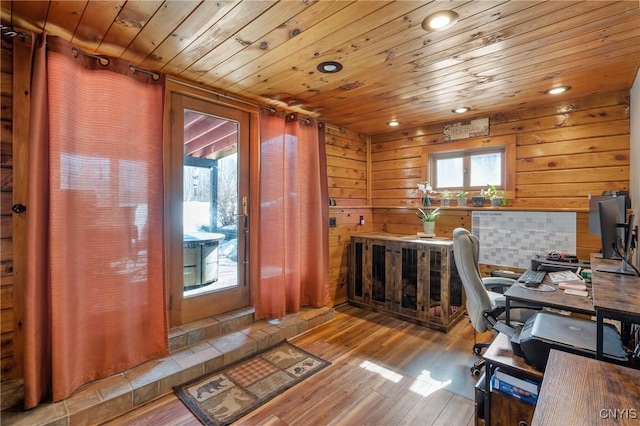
[{"x1": 470, "y1": 359, "x2": 485, "y2": 376}]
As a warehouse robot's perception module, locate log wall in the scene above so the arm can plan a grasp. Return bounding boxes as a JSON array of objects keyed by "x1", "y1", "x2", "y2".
[{"x1": 368, "y1": 90, "x2": 631, "y2": 265}]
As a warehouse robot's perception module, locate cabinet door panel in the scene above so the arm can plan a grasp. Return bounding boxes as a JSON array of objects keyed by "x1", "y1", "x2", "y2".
[
  {"x1": 490, "y1": 391, "x2": 534, "y2": 426},
  {"x1": 371, "y1": 243, "x2": 387, "y2": 305},
  {"x1": 349, "y1": 239, "x2": 366, "y2": 303},
  {"x1": 397, "y1": 245, "x2": 419, "y2": 316}
]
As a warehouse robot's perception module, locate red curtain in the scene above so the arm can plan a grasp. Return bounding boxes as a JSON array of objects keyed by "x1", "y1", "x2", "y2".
[
  {"x1": 25, "y1": 35, "x2": 167, "y2": 407},
  {"x1": 255, "y1": 111, "x2": 331, "y2": 319}
]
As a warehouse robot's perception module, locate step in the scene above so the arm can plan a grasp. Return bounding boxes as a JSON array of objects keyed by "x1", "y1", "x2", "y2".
[{"x1": 1, "y1": 306, "x2": 335, "y2": 425}]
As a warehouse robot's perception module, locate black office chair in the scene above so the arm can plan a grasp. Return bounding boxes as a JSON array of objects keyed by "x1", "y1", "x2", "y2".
[{"x1": 452, "y1": 227, "x2": 537, "y2": 375}]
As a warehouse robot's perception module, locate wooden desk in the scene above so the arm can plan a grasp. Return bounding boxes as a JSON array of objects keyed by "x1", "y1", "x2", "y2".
[
  {"x1": 532, "y1": 350, "x2": 640, "y2": 425},
  {"x1": 590, "y1": 255, "x2": 640, "y2": 359},
  {"x1": 482, "y1": 333, "x2": 543, "y2": 426},
  {"x1": 504, "y1": 276, "x2": 594, "y2": 325}
]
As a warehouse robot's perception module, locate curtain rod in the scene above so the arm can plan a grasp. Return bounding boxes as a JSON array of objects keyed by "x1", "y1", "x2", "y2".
[
  {"x1": 72, "y1": 47, "x2": 109, "y2": 65},
  {"x1": 325, "y1": 125, "x2": 346, "y2": 133},
  {"x1": 129, "y1": 65, "x2": 160, "y2": 81},
  {"x1": 71, "y1": 47, "x2": 161, "y2": 80}
]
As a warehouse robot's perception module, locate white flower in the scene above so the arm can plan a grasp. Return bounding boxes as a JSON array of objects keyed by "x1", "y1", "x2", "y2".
[{"x1": 417, "y1": 181, "x2": 433, "y2": 195}]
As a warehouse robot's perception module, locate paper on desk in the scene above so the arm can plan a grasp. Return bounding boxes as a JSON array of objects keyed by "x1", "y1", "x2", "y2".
[
  {"x1": 558, "y1": 281, "x2": 587, "y2": 291},
  {"x1": 547, "y1": 270, "x2": 583, "y2": 283}
]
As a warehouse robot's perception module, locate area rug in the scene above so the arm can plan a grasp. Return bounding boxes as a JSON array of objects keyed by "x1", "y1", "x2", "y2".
[{"x1": 174, "y1": 341, "x2": 330, "y2": 426}]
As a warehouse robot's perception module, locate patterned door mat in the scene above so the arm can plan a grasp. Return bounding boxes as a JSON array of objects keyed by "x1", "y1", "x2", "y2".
[{"x1": 174, "y1": 341, "x2": 330, "y2": 425}]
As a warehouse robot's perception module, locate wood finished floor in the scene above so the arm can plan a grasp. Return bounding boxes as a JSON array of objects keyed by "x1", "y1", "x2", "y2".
[{"x1": 104, "y1": 305, "x2": 492, "y2": 426}]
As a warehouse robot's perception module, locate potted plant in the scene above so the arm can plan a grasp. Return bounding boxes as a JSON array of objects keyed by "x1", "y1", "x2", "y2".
[
  {"x1": 471, "y1": 192, "x2": 486, "y2": 207},
  {"x1": 456, "y1": 191, "x2": 468, "y2": 207},
  {"x1": 440, "y1": 190, "x2": 452, "y2": 206},
  {"x1": 416, "y1": 181, "x2": 439, "y2": 234},
  {"x1": 416, "y1": 206, "x2": 440, "y2": 235},
  {"x1": 482, "y1": 184, "x2": 502, "y2": 207}
]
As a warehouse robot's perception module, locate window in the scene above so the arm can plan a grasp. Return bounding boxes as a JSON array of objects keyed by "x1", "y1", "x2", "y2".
[
  {"x1": 431, "y1": 148, "x2": 505, "y2": 192},
  {"x1": 421, "y1": 135, "x2": 515, "y2": 198}
]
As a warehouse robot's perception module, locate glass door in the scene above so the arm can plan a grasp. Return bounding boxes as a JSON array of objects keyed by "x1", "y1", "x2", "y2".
[{"x1": 169, "y1": 93, "x2": 250, "y2": 325}]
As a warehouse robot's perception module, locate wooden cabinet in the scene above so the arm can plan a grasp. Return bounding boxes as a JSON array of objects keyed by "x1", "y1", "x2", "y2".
[
  {"x1": 349, "y1": 233, "x2": 465, "y2": 332},
  {"x1": 482, "y1": 333, "x2": 543, "y2": 426},
  {"x1": 490, "y1": 390, "x2": 534, "y2": 426},
  {"x1": 475, "y1": 373, "x2": 535, "y2": 426}
]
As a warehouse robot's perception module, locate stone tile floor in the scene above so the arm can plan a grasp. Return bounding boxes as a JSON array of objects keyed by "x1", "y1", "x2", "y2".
[{"x1": 1, "y1": 306, "x2": 335, "y2": 426}]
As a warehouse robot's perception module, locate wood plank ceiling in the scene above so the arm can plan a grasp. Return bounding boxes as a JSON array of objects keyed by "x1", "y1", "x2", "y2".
[{"x1": 3, "y1": 1, "x2": 640, "y2": 136}]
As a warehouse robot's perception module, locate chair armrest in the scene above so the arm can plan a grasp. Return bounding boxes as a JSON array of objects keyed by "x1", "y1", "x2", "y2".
[{"x1": 482, "y1": 277, "x2": 516, "y2": 294}]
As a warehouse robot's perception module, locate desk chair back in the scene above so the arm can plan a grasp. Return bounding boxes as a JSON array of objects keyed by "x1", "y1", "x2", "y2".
[{"x1": 453, "y1": 227, "x2": 493, "y2": 333}]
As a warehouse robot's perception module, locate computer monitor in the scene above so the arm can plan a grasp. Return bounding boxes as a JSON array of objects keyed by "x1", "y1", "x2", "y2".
[
  {"x1": 596, "y1": 198, "x2": 636, "y2": 275},
  {"x1": 589, "y1": 194, "x2": 628, "y2": 236},
  {"x1": 598, "y1": 198, "x2": 623, "y2": 260}
]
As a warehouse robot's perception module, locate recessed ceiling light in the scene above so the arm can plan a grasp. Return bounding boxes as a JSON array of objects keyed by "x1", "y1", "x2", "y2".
[
  {"x1": 452, "y1": 107, "x2": 470, "y2": 113},
  {"x1": 317, "y1": 61, "x2": 343, "y2": 73},
  {"x1": 422, "y1": 10, "x2": 459, "y2": 31},
  {"x1": 545, "y1": 86, "x2": 571, "y2": 95},
  {"x1": 387, "y1": 120, "x2": 400, "y2": 127}
]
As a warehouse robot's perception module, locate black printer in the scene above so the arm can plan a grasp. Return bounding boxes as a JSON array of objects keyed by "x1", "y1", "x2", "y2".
[
  {"x1": 511, "y1": 312, "x2": 628, "y2": 371},
  {"x1": 530, "y1": 254, "x2": 590, "y2": 273}
]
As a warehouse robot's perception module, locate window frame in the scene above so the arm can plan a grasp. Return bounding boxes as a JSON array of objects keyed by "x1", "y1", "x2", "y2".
[
  {"x1": 430, "y1": 147, "x2": 506, "y2": 193},
  {"x1": 421, "y1": 135, "x2": 516, "y2": 199}
]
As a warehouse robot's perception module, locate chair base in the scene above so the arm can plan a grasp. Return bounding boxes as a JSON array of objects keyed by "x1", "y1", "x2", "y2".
[
  {"x1": 470, "y1": 327, "x2": 491, "y2": 376},
  {"x1": 473, "y1": 342, "x2": 490, "y2": 356},
  {"x1": 470, "y1": 358, "x2": 485, "y2": 377}
]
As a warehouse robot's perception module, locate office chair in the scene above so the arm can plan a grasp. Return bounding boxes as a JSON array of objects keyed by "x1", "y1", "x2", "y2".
[{"x1": 452, "y1": 227, "x2": 537, "y2": 376}]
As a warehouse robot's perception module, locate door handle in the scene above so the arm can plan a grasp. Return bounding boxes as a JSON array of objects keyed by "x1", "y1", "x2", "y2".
[{"x1": 12, "y1": 204, "x2": 26, "y2": 214}]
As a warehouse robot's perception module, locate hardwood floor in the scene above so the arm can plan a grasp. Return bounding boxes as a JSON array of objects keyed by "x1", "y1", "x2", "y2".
[{"x1": 105, "y1": 305, "x2": 492, "y2": 426}]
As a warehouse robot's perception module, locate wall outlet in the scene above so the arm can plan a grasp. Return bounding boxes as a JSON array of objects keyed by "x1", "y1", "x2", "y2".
[{"x1": 329, "y1": 217, "x2": 337, "y2": 227}]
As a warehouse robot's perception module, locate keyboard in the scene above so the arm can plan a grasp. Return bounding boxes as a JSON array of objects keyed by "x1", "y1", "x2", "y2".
[{"x1": 518, "y1": 269, "x2": 546, "y2": 286}]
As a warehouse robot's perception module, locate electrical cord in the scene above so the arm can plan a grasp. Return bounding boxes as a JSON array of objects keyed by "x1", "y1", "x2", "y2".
[{"x1": 611, "y1": 241, "x2": 640, "y2": 277}]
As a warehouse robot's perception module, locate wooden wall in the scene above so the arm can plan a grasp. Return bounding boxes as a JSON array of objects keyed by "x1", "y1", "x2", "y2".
[
  {"x1": 325, "y1": 127, "x2": 371, "y2": 305},
  {"x1": 322, "y1": 90, "x2": 631, "y2": 304},
  {"x1": 368, "y1": 90, "x2": 630, "y2": 263},
  {"x1": 1, "y1": 36, "x2": 14, "y2": 379},
  {"x1": 0, "y1": 36, "x2": 630, "y2": 387}
]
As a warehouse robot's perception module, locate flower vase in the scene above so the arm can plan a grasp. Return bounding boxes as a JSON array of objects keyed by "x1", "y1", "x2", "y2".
[
  {"x1": 422, "y1": 221, "x2": 435, "y2": 235},
  {"x1": 422, "y1": 196, "x2": 435, "y2": 207}
]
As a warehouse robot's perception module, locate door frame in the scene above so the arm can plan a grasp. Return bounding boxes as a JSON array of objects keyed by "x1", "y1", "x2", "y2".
[{"x1": 164, "y1": 80, "x2": 260, "y2": 327}]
